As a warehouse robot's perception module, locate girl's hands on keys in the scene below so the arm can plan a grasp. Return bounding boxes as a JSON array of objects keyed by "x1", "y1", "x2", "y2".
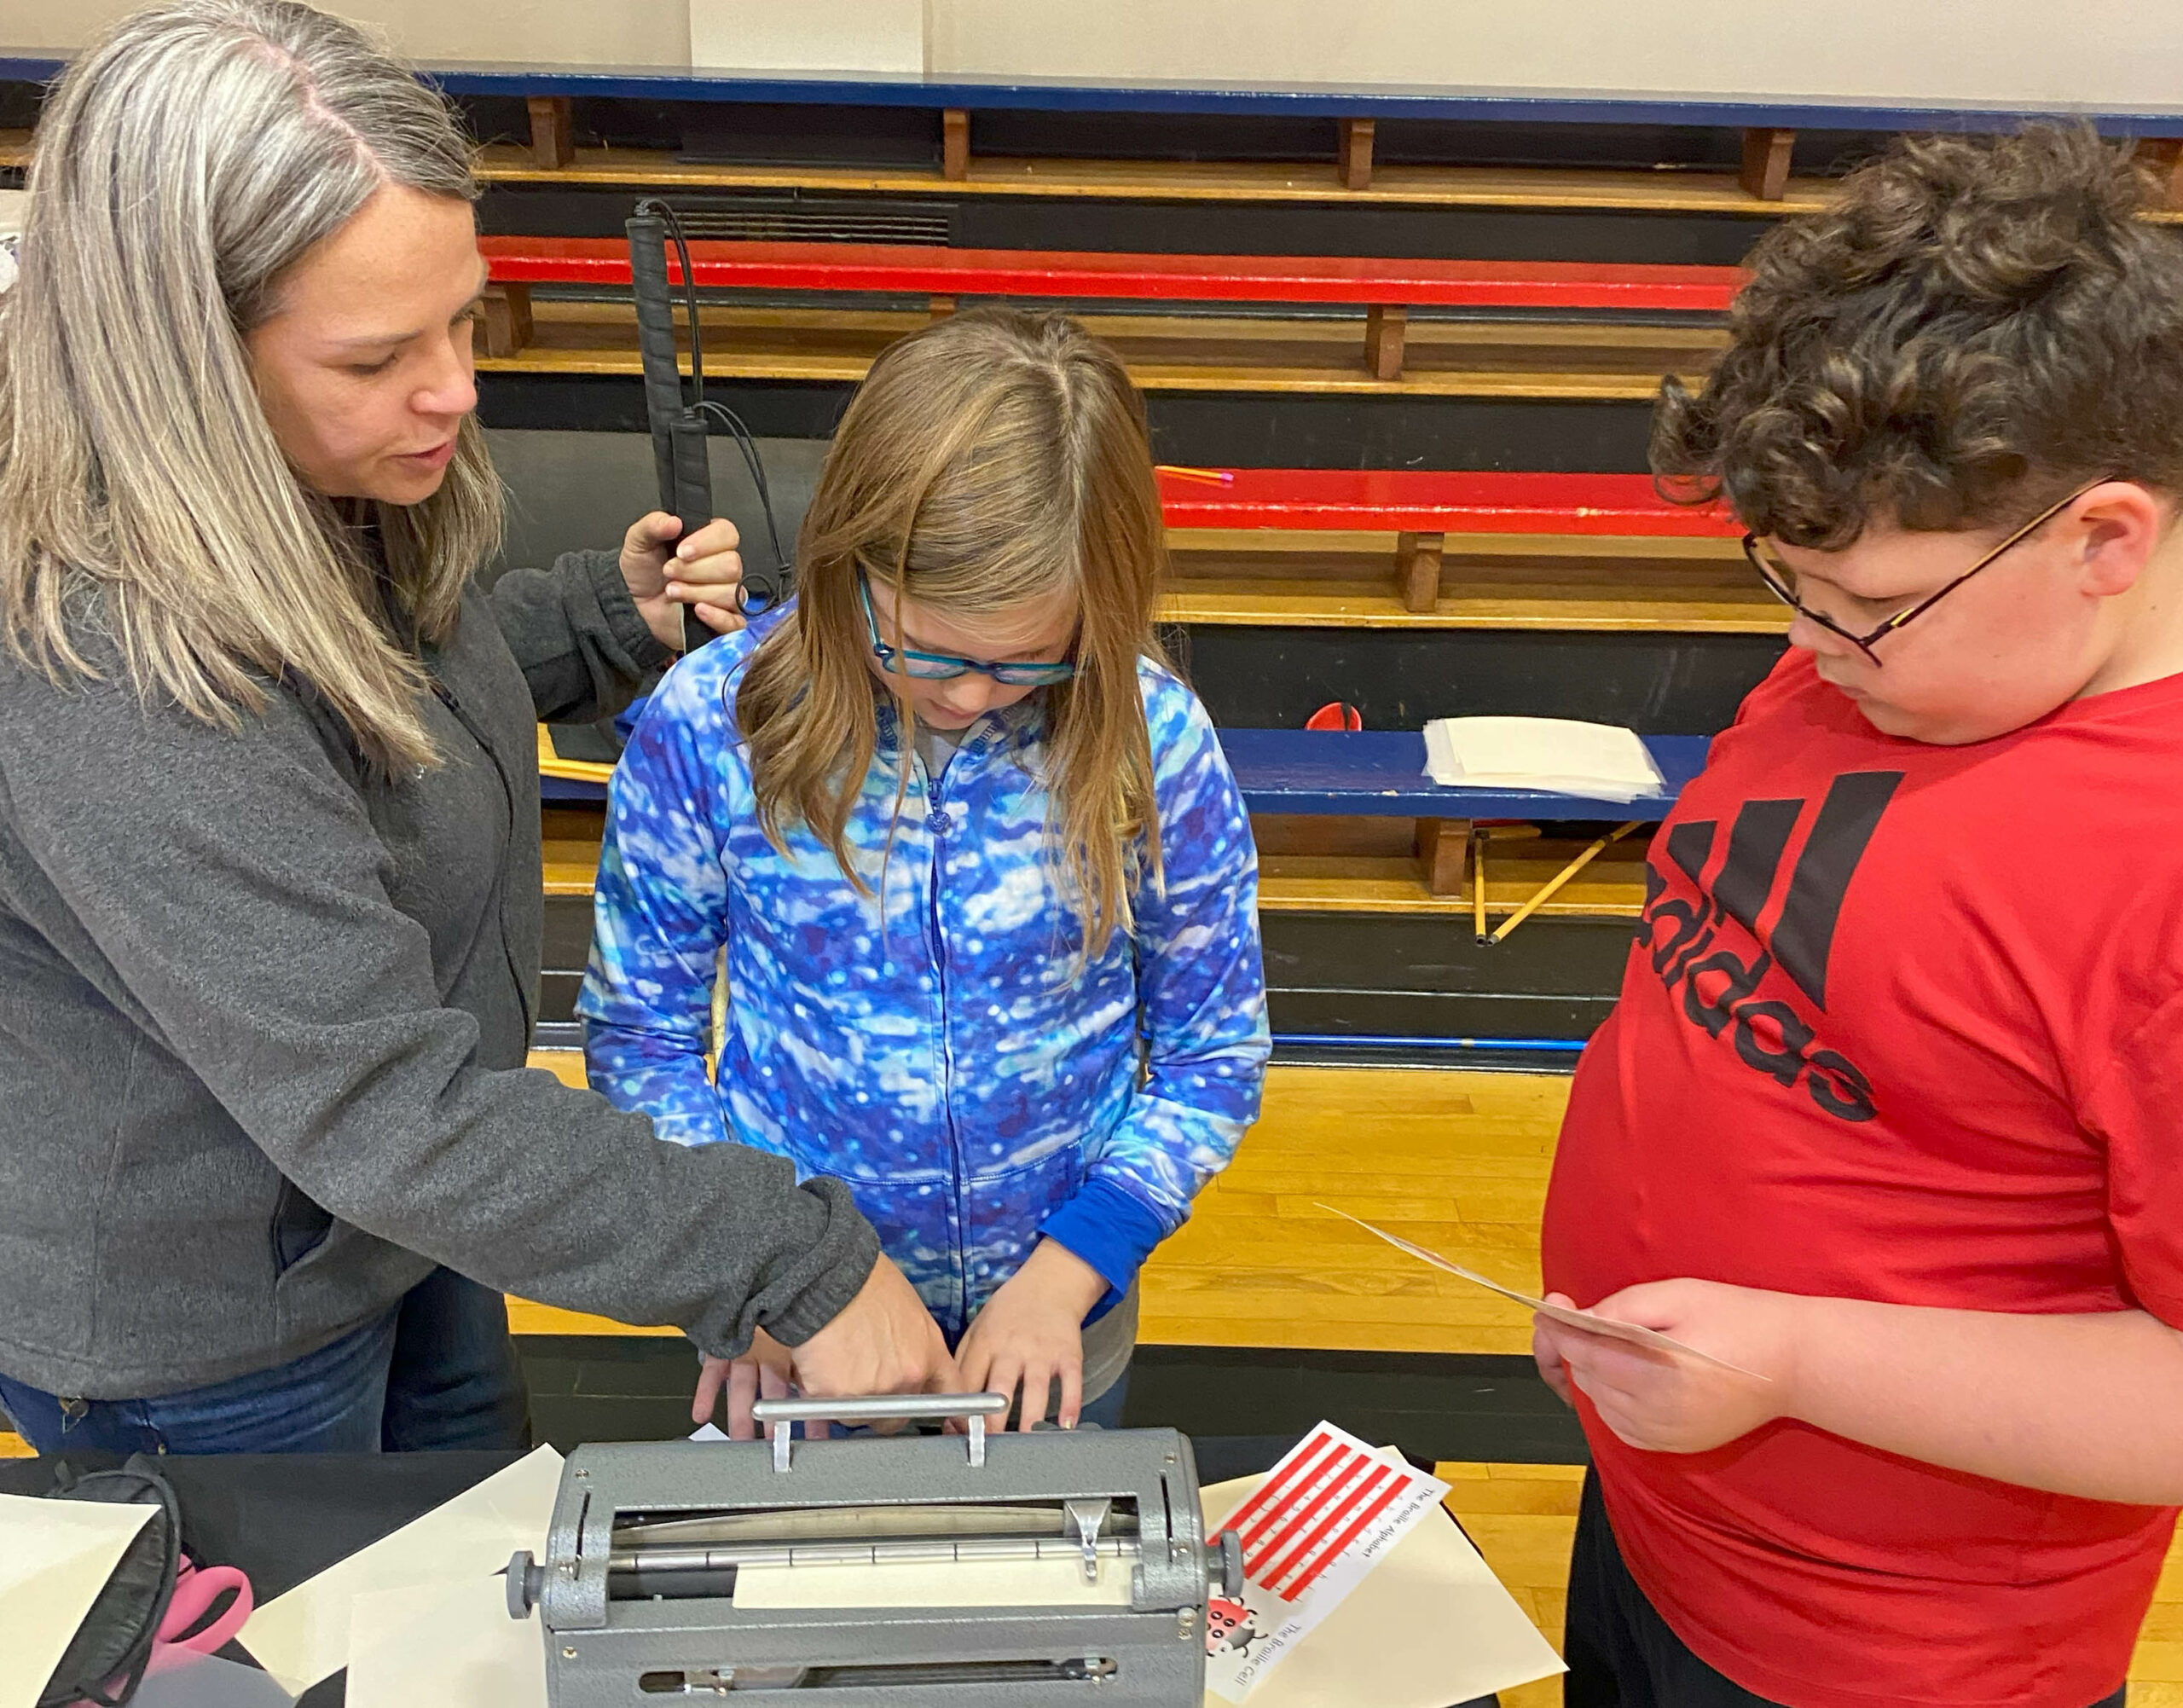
[
  {"x1": 955, "y1": 1240, "x2": 1108, "y2": 1431},
  {"x1": 1530, "y1": 1281, "x2": 1802, "y2": 1456},
  {"x1": 620, "y1": 511, "x2": 746, "y2": 651}
]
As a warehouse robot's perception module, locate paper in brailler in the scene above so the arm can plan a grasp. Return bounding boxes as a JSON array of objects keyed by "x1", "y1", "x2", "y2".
[{"x1": 1202, "y1": 1423, "x2": 1451, "y2": 1702}]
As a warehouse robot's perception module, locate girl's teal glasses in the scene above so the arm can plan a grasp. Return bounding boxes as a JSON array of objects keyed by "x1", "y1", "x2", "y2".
[{"x1": 858, "y1": 574, "x2": 1077, "y2": 686}]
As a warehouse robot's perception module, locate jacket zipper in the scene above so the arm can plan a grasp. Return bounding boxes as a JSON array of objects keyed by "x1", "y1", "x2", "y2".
[
  {"x1": 430, "y1": 677, "x2": 533, "y2": 1039},
  {"x1": 914, "y1": 738, "x2": 970, "y2": 1342}
]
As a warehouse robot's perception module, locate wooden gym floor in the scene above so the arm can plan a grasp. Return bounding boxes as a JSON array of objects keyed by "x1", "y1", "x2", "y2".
[{"x1": 5, "y1": 1062, "x2": 2179, "y2": 1694}]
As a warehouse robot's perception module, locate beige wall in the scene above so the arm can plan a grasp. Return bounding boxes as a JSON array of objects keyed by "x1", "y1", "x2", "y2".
[
  {"x1": 7, "y1": 0, "x2": 2180, "y2": 110},
  {"x1": 0, "y1": 0, "x2": 689, "y2": 62},
  {"x1": 929, "y1": 0, "x2": 2183, "y2": 108}
]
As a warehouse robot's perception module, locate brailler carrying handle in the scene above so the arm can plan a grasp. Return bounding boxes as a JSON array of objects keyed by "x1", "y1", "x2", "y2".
[{"x1": 750, "y1": 1392, "x2": 1010, "y2": 1474}]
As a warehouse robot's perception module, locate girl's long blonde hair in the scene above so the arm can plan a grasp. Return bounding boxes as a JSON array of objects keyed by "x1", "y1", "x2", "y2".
[
  {"x1": 0, "y1": 0, "x2": 499, "y2": 775},
  {"x1": 736, "y1": 307, "x2": 1168, "y2": 958}
]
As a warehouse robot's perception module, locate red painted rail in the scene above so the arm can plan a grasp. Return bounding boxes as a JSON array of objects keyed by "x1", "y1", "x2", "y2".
[
  {"x1": 1155, "y1": 469, "x2": 1740, "y2": 536},
  {"x1": 479, "y1": 236, "x2": 1747, "y2": 314}
]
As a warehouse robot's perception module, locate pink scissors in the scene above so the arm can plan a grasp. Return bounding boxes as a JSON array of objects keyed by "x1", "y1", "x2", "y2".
[{"x1": 142, "y1": 1559, "x2": 253, "y2": 1676}]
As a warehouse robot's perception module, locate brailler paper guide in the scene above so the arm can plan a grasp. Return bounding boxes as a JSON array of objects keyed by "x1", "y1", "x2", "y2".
[{"x1": 1203, "y1": 1422, "x2": 1451, "y2": 1702}]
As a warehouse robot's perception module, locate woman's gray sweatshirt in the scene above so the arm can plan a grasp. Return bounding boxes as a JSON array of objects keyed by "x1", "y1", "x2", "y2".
[{"x1": 0, "y1": 551, "x2": 877, "y2": 1398}]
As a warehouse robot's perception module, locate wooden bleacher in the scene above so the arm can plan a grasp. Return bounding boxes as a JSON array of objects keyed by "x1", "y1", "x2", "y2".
[
  {"x1": 7, "y1": 55, "x2": 2182, "y2": 217},
  {"x1": 535, "y1": 460, "x2": 1728, "y2": 921},
  {"x1": 473, "y1": 236, "x2": 1740, "y2": 412},
  {"x1": 441, "y1": 72, "x2": 2183, "y2": 218},
  {"x1": 439, "y1": 63, "x2": 1786, "y2": 1037},
  {"x1": 472, "y1": 142, "x2": 1850, "y2": 217},
  {"x1": 1155, "y1": 467, "x2": 1751, "y2": 617},
  {"x1": 477, "y1": 298, "x2": 1722, "y2": 408},
  {"x1": 480, "y1": 237, "x2": 1744, "y2": 322},
  {"x1": 541, "y1": 803, "x2": 1653, "y2": 956}
]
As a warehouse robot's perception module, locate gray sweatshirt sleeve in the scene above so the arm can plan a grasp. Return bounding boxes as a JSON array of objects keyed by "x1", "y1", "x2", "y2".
[
  {"x1": 491, "y1": 547, "x2": 675, "y2": 724},
  {"x1": 0, "y1": 672, "x2": 876, "y2": 1356}
]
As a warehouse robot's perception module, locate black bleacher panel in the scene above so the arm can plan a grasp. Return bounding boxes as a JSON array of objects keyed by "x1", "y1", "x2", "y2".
[
  {"x1": 1174, "y1": 626, "x2": 1785, "y2": 734},
  {"x1": 477, "y1": 184, "x2": 962, "y2": 245},
  {"x1": 950, "y1": 197, "x2": 1769, "y2": 268},
  {"x1": 479, "y1": 374, "x2": 853, "y2": 441},
  {"x1": 543, "y1": 863, "x2": 1639, "y2": 1047},
  {"x1": 538, "y1": 916, "x2": 588, "y2": 1045},
  {"x1": 479, "y1": 378, "x2": 1661, "y2": 472},
  {"x1": 484, "y1": 428, "x2": 822, "y2": 581},
  {"x1": 1145, "y1": 394, "x2": 1659, "y2": 472},
  {"x1": 478, "y1": 180, "x2": 1771, "y2": 267},
  {"x1": 1261, "y1": 911, "x2": 1637, "y2": 1041},
  {"x1": 455, "y1": 96, "x2": 947, "y2": 170}
]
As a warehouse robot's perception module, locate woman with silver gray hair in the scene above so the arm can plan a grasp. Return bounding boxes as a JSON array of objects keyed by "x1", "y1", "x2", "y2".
[{"x1": 0, "y1": 0, "x2": 953, "y2": 1454}]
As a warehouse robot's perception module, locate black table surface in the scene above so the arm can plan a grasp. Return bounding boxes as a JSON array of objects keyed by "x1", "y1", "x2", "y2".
[{"x1": 2, "y1": 1436, "x2": 1500, "y2": 1708}]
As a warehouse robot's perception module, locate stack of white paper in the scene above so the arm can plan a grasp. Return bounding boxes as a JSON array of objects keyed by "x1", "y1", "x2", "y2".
[
  {"x1": 1423, "y1": 716, "x2": 1664, "y2": 802},
  {"x1": 237, "y1": 1445, "x2": 562, "y2": 1700}
]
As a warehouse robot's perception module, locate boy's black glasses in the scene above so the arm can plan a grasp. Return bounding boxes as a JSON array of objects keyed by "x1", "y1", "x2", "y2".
[
  {"x1": 1742, "y1": 478, "x2": 2107, "y2": 665},
  {"x1": 857, "y1": 573, "x2": 1077, "y2": 686}
]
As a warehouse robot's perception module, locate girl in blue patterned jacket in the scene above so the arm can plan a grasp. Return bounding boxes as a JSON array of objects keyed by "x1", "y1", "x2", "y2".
[{"x1": 580, "y1": 307, "x2": 1269, "y2": 1433}]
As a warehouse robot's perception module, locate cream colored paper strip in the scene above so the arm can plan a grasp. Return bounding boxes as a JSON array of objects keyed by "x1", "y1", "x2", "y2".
[{"x1": 732, "y1": 1555, "x2": 1135, "y2": 1610}]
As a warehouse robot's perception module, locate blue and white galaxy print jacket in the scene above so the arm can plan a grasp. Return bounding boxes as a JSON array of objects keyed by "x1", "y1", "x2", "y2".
[{"x1": 577, "y1": 615, "x2": 1269, "y2": 1339}]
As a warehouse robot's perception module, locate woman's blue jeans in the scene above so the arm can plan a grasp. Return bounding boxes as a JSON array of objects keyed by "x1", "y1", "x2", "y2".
[{"x1": 0, "y1": 1266, "x2": 530, "y2": 1455}]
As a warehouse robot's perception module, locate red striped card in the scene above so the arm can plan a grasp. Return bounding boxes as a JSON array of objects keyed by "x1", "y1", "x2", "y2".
[
  {"x1": 1206, "y1": 1424, "x2": 1452, "y2": 1700},
  {"x1": 1223, "y1": 1425, "x2": 1443, "y2": 1601}
]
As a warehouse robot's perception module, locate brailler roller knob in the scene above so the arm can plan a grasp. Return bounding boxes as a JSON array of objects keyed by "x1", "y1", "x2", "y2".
[
  {"x1": 506, "y1": 1549, "x2": 544, "y2": 1619},
  {"x1": 1212, "y1": 1530, "x2": 1243, "y2": 1598}
]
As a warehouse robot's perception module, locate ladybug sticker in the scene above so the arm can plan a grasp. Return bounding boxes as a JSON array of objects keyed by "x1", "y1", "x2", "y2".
[{"x1": 1205, "y1": 1595, "x2": 1261, "y2": 1656}]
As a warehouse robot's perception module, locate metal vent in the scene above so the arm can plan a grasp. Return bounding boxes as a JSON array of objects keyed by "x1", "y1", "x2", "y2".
[{"x1": 660, "y1": 194, "x2": 953, "y2": 248}]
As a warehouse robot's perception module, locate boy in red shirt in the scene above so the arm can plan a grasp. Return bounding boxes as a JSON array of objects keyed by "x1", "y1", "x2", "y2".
[{"x1": 1536, "y1": 127, "x2": 2183, "y2": 1708}]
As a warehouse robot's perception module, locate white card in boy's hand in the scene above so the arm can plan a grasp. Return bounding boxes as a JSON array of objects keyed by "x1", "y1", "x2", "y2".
[{"x1": 1318, "y1": 1206, "x2": 1769, "y2": 1381}]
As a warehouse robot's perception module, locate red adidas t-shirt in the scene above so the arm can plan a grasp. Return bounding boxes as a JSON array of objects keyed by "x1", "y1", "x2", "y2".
[{"x1": 1542, "y1": 651, "x2": 2183, "y2": 1708}]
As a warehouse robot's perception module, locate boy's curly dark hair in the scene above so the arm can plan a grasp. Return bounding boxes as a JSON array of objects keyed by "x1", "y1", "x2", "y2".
[{"x1": 1653, "y1": 125, "x2": 2183, "y2": 547}]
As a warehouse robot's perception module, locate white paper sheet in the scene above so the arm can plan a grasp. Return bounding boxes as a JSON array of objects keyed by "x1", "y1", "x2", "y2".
[
  {"x1": 345, "y1": 1576, "x2": 546, "y2": 1708},
  {"x1": 1422, "y1": 715, "x2": 1665, "y2": 801},
  {"x1": 237, "y1": 1444, "x2": 563, "y2": 1695},
  {"x1": 1321, "y1": 1206, "x2": 1769, "y2": 1380},
  {"x1": 1200, "y1": 1455, "x2": 1565, "y2": 1708},
  {"x1": 0, "y1": 1493, "x2": 157, "y2": 1708}
]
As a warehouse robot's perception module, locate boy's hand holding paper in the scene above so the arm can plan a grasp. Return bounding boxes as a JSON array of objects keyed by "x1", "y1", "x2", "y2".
[
  {"x1": 1321, "y1": 1207, "x2": 1793, "y2": 1454},
  {"x1": 1532, "y1": 1277, "x2": 1802, "y2": 1455},
  {"x1": 1319, "y1": 1206, "x2": 1769, "y2": 1379}
]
